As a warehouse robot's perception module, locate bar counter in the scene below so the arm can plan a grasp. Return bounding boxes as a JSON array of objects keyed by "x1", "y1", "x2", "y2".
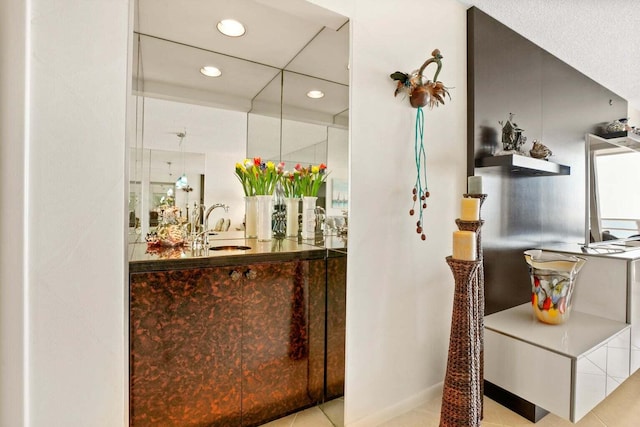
[{"x1": 129, "y1": 231, "x2": 347, "y2": 272}]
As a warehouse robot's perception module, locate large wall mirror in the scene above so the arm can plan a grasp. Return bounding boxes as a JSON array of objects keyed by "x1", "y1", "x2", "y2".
[
  {"x1": 586, "y1": 133, "x2": 640, "y2": 248},
  {"x1": 128, "y1": 0, "x2": 349, "y2": 239}
]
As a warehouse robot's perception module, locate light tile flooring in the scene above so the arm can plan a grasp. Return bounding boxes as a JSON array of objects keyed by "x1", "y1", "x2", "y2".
[
  {"x1": 260, "y1": 369, "x2": 640, "y2": 426},
  {"x1": 260, "y1": 399, "x2": 344, "y2": 427}
]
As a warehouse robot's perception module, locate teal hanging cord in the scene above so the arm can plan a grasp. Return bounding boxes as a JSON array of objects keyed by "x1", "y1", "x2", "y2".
[{"x1": 410, "y1": 107, "x2": 429, "y2": 240}]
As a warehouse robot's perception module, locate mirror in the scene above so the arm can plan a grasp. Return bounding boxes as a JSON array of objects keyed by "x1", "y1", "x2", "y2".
[
  {"x1": 129, "y1": 0, "x2": 349, "y2": 240},
  {"x1": 129, "y1": 146, "x2": 205, "y2": 233},
  {"x1": 586, "y1": 133, "x2": 640, "y2": 248},
  {"x1": 127, "y1": 2, "x2": 349, "y2": 423}
]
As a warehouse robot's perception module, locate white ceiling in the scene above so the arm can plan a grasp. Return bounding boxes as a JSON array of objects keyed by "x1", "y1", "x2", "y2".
[
  {"x1": 133, "y1": 0, "x2": 349, "y2": 123},
  {"x1": 463, "y1": 0, "x2": 640, "y2": 111}
]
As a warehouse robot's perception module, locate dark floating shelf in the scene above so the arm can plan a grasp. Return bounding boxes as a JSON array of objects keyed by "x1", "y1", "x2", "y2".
[{"x1": 475, "y1": 154, "x2": 570, "y2": 176}]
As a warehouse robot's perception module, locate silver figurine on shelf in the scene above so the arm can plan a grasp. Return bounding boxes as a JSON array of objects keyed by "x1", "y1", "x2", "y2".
[{"x1": 499, "y1": 113, "x2": 526, "y2": 152}]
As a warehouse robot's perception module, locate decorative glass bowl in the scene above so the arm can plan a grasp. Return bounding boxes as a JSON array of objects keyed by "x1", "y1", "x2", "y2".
[{"x1": 524, "y1": 250, "x2": 586, "y2": 325}]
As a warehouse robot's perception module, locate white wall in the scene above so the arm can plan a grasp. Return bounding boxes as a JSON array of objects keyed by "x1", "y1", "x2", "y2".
[
  {"x1": 0, "y1": 0, "x2": 27, "y2": 425},
  {"x1": 310, "y1": 0, "x2": 468, "y2": 425},
  {"x1": 22, "y1": 0, "x2": 129, "y2": 425},
  {"x1": 0, "y1": 0, "x2": 467, "y2": 425}
]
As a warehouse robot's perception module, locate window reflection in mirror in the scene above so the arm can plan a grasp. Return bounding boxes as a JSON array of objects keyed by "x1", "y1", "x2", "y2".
[
  {"x1": 587, "y1": 134, "x2": 640, "y2": 245},
  {"x1": 591, "y1": 147, "x2": 640, "y2": 241}
]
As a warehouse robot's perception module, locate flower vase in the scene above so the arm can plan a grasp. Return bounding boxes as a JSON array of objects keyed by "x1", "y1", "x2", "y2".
[
  {"x1": 256, "y1": 195, "x2": 274, "y2": 241},
  {"x1": 245, "y1": 196, "x2": 258, "y2": 239},
  {"x1": 285, "y1": 197, "x2": 300, "y2": 237},
  {"x1": 301, "y1": 196, "x2": 317, "y2": 240}
]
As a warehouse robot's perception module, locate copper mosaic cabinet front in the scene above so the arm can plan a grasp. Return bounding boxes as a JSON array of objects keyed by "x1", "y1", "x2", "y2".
[
  {"x1": 325, "y1": 250, "x2": 347, "y2": 400},
  {"x1": 129, "y1": 258, "x2": 333, "y2": 427}
]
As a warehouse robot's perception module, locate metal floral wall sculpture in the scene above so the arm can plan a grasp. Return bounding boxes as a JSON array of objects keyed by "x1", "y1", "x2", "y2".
[{"x1": 390, "y1": 49, "x2": 451, "y2": 240}]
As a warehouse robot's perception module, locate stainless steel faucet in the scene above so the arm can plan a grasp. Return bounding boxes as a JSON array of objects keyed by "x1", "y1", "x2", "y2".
[
  {"x1": 203, "y1": 203, "x2": 230, "y2": 246},
  {"x1": 191, "y1": 203, "x2": 206, "y2": 234}
]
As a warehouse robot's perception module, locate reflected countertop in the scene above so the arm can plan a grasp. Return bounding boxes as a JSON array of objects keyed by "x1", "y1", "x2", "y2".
[
  {"x1": 129, "y1": 230, "x2": 346, "y2": 273},
  {"x1": 541, "y1": 242, "x2": 640, "y2": 260}
]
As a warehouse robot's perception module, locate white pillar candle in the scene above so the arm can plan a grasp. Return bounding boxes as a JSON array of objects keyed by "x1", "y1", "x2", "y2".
[
  {"x1": 460, "y1": 197, "x2": 480, "y2": 221},
  {"x1": 467, "y1": 175, "x2": 483, "y2": 194},
  {"x1": 453, "y1": 230, "x2": 477, "y2": 261}
]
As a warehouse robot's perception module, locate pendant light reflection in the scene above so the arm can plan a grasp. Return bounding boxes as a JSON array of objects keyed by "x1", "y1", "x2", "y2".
[
  {"x1": 175, "y1": 174, "x2": 189, "y2": 190},
  {"x1": 175, "y1": 130, "x2": 191, "y2": 191}
]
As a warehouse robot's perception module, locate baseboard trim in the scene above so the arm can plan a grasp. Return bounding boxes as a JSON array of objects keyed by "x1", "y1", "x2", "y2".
[{"x1": 345, "y1": 382, "x2": 443, "y2": 427}]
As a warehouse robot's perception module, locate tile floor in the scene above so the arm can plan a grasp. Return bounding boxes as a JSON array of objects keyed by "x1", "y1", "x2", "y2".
[{"x1": 260, "y1": 369, "x2": 640, "y2": 426}]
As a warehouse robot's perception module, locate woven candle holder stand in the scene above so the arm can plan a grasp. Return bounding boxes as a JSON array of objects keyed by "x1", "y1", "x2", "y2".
[
  {"x1": 440, "y1": 256, "x2": 483, "y2": 427},
  {"x1": 456, "y1": 193, "x2": 487, "y2": 419},
  {"x1": 455, "y1": 217, "x2": 485, "y2": 418},
  {"x1": 439, "y1": 193, "x2": 487, "y2": 426},
  {"x1": 462, "y1": 193, "x2": 487, "y2": 419}
]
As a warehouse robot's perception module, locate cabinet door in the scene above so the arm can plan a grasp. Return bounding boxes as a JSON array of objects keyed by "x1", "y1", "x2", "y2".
[
  {"x1": 606, "y1": 328, "x2": 630, "y2": 395},
  {"x1": 326, "y1": 252, "x2": 346, "y2": 400},
  {"x1": 575, "y1": 345, "x2": 607, "y2": 422},
  {"x1": 241, "y1": 259, "x2": 326, "y2": 426},
  {"x1": 130, "y1": 267, "x2": 243, "y2": 427}
]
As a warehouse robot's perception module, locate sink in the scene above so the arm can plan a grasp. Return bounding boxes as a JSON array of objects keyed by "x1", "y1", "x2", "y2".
[{"x1": 209, "y1": 245, "x2": 251, "y2": 251}]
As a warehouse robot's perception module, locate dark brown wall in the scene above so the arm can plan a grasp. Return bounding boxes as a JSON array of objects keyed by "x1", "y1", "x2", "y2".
[{"x1": 467, "y1": 7, "x2": 627, "y2": 314}]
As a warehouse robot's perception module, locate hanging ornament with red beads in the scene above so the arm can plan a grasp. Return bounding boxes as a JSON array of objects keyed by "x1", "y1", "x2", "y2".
[
  {"x1": 410, "y1": 107, "x2": 429, "y2": 240},
  {"x1": 390, "y1": 48, "x2": 451, "y2": 240}
]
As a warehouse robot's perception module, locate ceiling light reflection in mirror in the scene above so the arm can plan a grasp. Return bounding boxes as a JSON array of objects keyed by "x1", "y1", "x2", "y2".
[
  {"x1": 307, "y1": 90, "x2": 325, "y2": 99},
  {"x1": 200, "y1": 66, "x2": 222, "y2": 77},
  {"x1": 216, "y1": 19, "x2": 246, "y2": 37}
]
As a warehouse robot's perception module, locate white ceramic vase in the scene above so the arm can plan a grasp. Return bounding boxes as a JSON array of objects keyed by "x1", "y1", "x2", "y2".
[
  {"x1": 301, "y1": 196, "x2": 317, "y2": 239},
  {"x1": 256, "y1": 195, "x2": 274, "y2": 241},
  {"x1": 245, "y1": 196, "x2": 258, "y2": 239},
  {"x1": 285, "y1": 197, "x2": 300, "y2": 237}
]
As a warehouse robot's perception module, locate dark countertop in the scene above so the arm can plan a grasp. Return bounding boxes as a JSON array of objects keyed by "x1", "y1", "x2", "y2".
[{"x1": 129, "y1": 231, "x2": 347, "y2": 273}]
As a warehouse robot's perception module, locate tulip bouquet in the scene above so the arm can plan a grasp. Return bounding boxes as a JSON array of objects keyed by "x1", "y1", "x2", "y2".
[
  {"x1": 281, "y1": 169, "x2": 301, "y2": 198},
  {"x1": 295, "y1": 163, "x2": 329, "y2": 197},
  {"x1": 234, "y1": 157, "x2": 284, "y2": 195}
]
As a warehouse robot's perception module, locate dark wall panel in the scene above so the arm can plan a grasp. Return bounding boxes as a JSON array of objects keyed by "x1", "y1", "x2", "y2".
[{"x1": 467, "y1": 7, "x2": 627, "y2": 314}]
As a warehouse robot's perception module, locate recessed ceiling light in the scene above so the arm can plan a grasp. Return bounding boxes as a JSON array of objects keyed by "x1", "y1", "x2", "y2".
[
  {"x1": 217, "y1": 19, "x2": 246, "y2": 37},
  {"x1": 200, "y1": 66, "x2": 222, "y2": 77},
  {"x1": 306, "y1": 90, "x2": 325, "y2": 99}
]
